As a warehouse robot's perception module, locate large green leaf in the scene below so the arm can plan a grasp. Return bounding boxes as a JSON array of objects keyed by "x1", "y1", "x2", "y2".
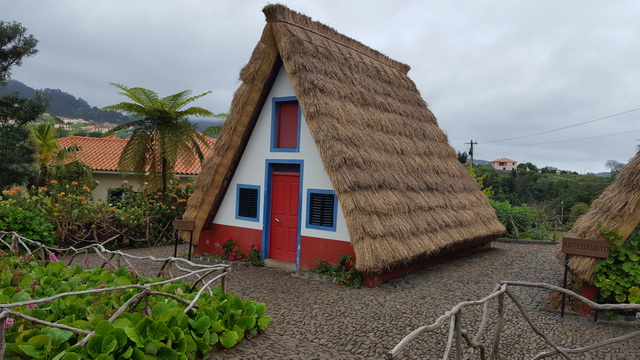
[
  {"x1": 18, "y1": 344, "x2": 42, "y2": 358},
  {"x1": 112, "y1": 328, "x2": 128, "y2": 350},
  {"x1": 43, "y1": 327, "x2": 74, "y2": 349},
  {"x1": 120, "y1": 346, "x2": 134, "y2": 359},
  {"x1": 86, "y1": 335, "x2": 103, "y2": 358},
  {"x1": 156, "y1": 346, "x2": 180, "y2": 360},
  {"x1": 152, "y1": 302, "x2": 170, "y2": 319},
  {"x1": 146, "y1": 321, "x2": 170, "y2": 341},
  {"x1": 94, "y1": 320, "x2": 114, "y2": 337},
  {"x1": 61, "y1": 352, "x2": 82, "y2": 360},
  {"x1": 257, "y1": 315, "x2": 273, "y2": 331},
  {"x1": 125, "y1": 327, "x2": 145, "y2": 347},
  {"x1": 27, "y1": 334, "x2": 49, "y2": 349},
  {"x1": 102, "y1": 335, "x2": 118, "y2": 354},
  {"x1": 192, "y1": 337, "x2": 212, "y2": 353},
  {"x1": 193, "y1": 315, "x2": 211, "y2": 334},
  {"x1": 219, "y1": 330, "x2": 239, "y2": 349},
  {"x1": 236, "y1": 315, "x2": 256, "y2": 331}
]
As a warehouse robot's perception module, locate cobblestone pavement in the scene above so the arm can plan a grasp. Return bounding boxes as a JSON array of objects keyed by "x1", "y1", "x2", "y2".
[{"x1": 110, "y1": 242, "x2": 640, "y2": 359}]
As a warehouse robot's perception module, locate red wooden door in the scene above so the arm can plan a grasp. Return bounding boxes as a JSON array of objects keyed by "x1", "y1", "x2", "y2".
[{"x1": 269, "y1": 172, "x2": 300, "y2": 262}]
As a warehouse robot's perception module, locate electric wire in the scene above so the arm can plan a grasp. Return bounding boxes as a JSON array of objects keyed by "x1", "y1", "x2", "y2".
[
  {"x1": 487, "y1": 128, "x2": 640, "y2": 146},
  {"x1": 484, "y1": 107, "x2": 640, "y2": 144}
]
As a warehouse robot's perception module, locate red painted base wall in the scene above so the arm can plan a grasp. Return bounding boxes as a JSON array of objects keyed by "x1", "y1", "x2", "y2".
[
  {"x1": 299, "y1": 235, "x2": 355, "y2": 270},
  {"x1": 195, "y1": 224, "x2": 262, "y2": 257},
  {"x1": 196, "y1": 224, "x2": 493, "y2": 288},
  {"x1": 362, "y1": 242, "x2": 493, "y2": 287}
]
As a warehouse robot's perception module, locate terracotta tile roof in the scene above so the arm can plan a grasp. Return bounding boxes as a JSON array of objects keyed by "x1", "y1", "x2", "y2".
[
  {"x1": 491, "y1": 158, "x2": 517, "y2": 163},
  {"x1": 57, "y1": 136, "x2": 216, "y2": 175}
]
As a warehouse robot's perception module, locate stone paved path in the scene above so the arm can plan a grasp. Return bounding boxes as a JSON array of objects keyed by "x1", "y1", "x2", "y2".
[{"x1": 111, "y1": 241, "x2": 640, "y2": 359}]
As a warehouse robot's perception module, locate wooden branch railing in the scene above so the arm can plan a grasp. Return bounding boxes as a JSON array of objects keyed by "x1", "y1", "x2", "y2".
[
  {"x1": 388, "y1": 281, "x2": 640, "y2": 360},
  {"x1": 0, "y1": 231, "x2": 231, "y2": 359}
]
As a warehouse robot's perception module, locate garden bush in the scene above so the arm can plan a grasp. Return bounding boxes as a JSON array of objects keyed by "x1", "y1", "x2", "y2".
[
  {"x1": 0, "y1": 177, "x2": 195, "y2": 248},
  {"x1": 0, "y1": 193, "x2": 56, "y2": 246}
]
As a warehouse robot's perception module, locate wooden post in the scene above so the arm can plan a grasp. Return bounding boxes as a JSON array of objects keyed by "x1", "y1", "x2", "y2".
[
  {"x1": 491, "y1": 293, "x2": 505, "y2": 360},
  {"x1": 172, "y1": 220, "x2": 195, "y2": 260},
  {"x1": 454, "y1": 311, "x2": 463, "y2": 360},
  {"x1": 561, "y1": 254, "x2": 569, "y2": 318}
]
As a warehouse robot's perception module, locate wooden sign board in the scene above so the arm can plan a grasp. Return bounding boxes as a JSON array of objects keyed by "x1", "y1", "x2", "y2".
[
  {"x1": 561, "y1": 237, "x2": 610, "y2": 258},
  {"x1": 172, "y1": 220, "x2": 195, "y2": 231}
]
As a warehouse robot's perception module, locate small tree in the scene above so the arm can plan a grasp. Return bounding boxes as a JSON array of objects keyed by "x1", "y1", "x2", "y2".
[
  {"x1": 605, "y1": 159, "x2": 625, "y2": 178},
  {"x1": 457, "y1": 151, "x2": 468, "y2": 164},
  {"x1": 103, "y1": 84, "x2": 215, "y2": 192},
  {"x1": 0, "y1": 21, "x2": 47, "y2": 189},
  {"x1": 0, "y1": 21, "x2": 39, "y2": 84}
]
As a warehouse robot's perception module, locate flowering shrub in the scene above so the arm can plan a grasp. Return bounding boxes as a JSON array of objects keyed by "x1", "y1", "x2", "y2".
[
  {"x1": 220, "y1": 238, "x2": 246, "y2": 261},
  {"x1": 248, "y1": 242, "x2": 263, "y2": 267},
  {"x1": 0, "y1": 177, "x2": 195, "y2": 247}
]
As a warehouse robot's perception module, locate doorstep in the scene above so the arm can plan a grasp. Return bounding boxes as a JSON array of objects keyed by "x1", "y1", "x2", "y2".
[{"x1": 263, "y1": 258, "x2": 296, "y2": 271}]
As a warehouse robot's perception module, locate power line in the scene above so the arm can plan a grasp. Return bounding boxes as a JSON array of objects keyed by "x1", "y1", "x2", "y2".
[
  {"x1": 484, "y1": 107, "x2": 640, "y2": 144},
  {"x1": 489, "y1": 128, "x2": 640, "y2": 146}
]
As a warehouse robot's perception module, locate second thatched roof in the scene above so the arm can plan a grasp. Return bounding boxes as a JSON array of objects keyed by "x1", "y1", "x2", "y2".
[
  {"x1": 560, "y1": 152, "x2": 640, "y2": 282},
  {"x1": 183, "y1": 4, "x2": 504, "y2": 273}
]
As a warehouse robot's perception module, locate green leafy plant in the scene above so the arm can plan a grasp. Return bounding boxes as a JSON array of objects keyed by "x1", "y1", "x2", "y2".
[
  {"x1": 0, "y1": 250, "x2": 272, "y2": 359},
  {"x1": 309, "y1": 254, "x2": 362, "y2": 288},
  {"x1": 593, "y1": 228, "x2": 640, "y2": 306}
]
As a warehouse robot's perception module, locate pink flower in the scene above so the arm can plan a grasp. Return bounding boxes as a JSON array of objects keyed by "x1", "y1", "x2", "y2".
[
  {"x1": 82, "y1": 258, "x2": 89, "y2": 269},
  {"x1": 227, "y1": 236, "x2": 233, "y2": 241},
  {"x1": 228, "y1": 256, "x2": 234, "y2": 261},
  {"x1": 5, "y1": 317, "x2": 14, "y2": 327},
  {"x1": 26, "y1": 299, "x2": 38, "y2": 311},
  {"x1": 49, "y1": 253, "x2": 58, "y2": 262}
]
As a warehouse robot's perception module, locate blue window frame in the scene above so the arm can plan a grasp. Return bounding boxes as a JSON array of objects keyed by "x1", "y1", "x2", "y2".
[
  {"x1": 270, "y1": 96, "x2": 301, "y2": 152},
  {"x1": 305, "y1": 189, "x2": 337, "y2": 231},
  {"x1": 236, "y1": 184, "x2": 260, "y2": 222}
]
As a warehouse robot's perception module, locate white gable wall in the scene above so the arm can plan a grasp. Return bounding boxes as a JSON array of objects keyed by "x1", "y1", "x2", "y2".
[{"x1": 213, "y1": 66, "x2": 350, "y2": 242}]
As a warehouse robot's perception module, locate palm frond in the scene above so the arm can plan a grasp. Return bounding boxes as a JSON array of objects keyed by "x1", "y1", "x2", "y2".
[{"x1": 162, "y1": 90, "x2": 193, "y2": 112}]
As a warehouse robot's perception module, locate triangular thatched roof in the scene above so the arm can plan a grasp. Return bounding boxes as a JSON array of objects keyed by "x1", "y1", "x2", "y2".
[
  {"x1": 182, "y1": 4, "x2": 504, "y2": 273},
  {"x1": 560, "y1": 152, "x2": 640, "y2": 282}
]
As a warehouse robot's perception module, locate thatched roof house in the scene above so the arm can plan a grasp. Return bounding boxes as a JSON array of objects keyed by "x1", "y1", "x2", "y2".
[
  {"x1": 561, "y1": 152, "x2": 640, "y2": 282},
  {"x1": 182, "y1": 4, "x2": 504, "y2": 276}
]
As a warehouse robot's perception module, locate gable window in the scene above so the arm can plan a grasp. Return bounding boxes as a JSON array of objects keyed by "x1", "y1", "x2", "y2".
[
  {"x1": 271, "y1": 96, "x2": 300, "y2": 152},
  {"x1": 236, "y1": 185, "x2": 260, "y2": 222},
  {"x1": 306, "y1": 189, "x2": 337, "y2": 231}
]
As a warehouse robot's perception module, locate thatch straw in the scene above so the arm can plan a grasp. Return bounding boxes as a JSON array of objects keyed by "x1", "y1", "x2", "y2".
[
  {"x1": 182, "y1": 4, "x2": 504, "y2": 273},
  {"x1": 559, "y1": 151, "x2": 640, "y2": 282}
]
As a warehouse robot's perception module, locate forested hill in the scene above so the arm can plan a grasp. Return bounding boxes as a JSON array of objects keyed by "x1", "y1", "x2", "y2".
[{"x1": 0, "y1": 80, "x2": 130, "y2": 123}]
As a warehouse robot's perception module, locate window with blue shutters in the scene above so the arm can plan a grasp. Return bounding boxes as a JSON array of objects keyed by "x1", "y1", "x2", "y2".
[
  {"x1": 306, "y1": 189, "x2": 337, "y2": 231},
  {"x1": 236, "y1": 185, "x2": 260, "y2": 222}
]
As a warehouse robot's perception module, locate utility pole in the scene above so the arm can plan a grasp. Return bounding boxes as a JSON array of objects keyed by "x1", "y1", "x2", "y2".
[{"x1": 465, "y1": 139, "x2": 478, "y2": 167}]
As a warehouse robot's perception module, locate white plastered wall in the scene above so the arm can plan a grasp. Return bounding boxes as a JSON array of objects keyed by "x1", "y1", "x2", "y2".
[{"x1": 213, "y1": 66, "x2": 350, "y2": 242}]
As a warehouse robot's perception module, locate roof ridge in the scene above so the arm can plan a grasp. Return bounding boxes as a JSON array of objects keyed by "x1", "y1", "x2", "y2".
[{"x1": 263, "y1": 4, "x2": 410, "y2": 74}]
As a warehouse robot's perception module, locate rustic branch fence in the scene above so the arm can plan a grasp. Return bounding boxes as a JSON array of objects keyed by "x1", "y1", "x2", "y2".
[
  {"x1": 0, "y1": 231, "x2": 231, "y2": 358},
  {"x1": 388, "y1": 281, "x2": 640, "y2": 359}
]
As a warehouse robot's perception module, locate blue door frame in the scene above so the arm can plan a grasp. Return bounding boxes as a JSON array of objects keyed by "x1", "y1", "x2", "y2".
[{"x1": 261, "y1": 159, "x2": 304, "y2": 269}]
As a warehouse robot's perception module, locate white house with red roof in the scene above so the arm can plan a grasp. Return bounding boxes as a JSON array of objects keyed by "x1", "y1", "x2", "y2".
[
  {"x1": 57, "y1": 136, "x2": 216, "y2": 201},
  {"x1": 490, "y1": 158, "x2": 518, "y2": 171}
]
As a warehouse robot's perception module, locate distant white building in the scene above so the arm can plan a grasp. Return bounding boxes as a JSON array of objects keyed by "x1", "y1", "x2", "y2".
[{"x1": 490, "y1": 158, "x2": 517, "y2": 171}]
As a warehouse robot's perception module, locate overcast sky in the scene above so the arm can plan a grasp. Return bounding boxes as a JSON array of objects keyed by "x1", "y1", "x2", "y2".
[{"x1": 4, "y1": 1, "x2": 639, "y2": 173}]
